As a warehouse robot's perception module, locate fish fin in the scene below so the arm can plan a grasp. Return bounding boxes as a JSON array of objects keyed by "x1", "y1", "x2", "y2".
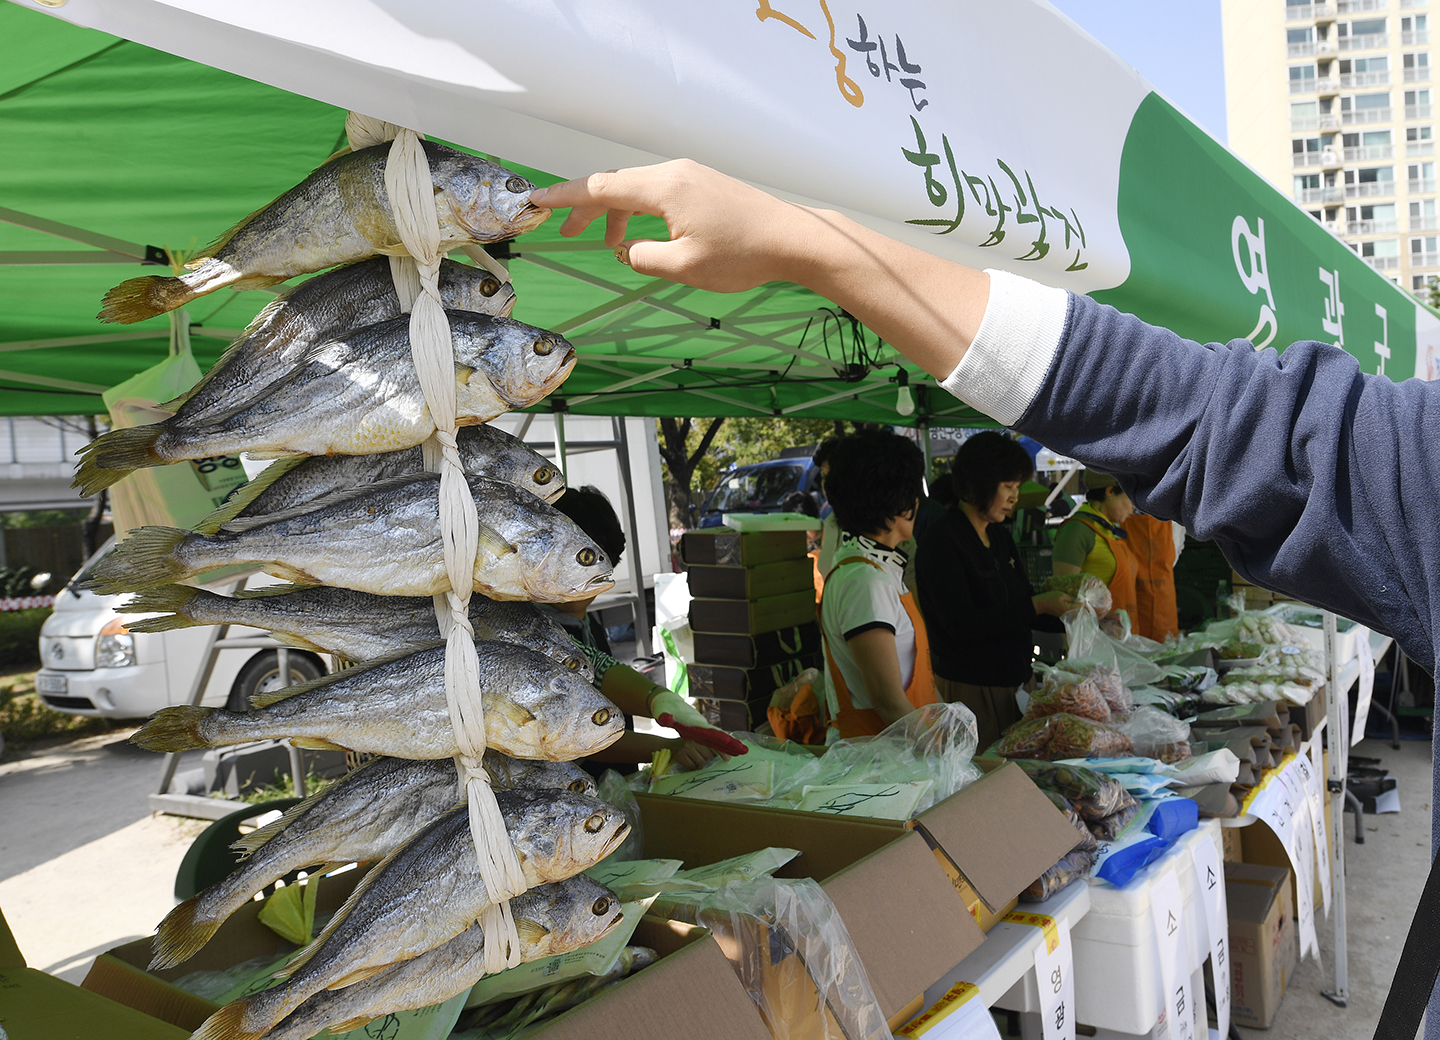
[
  {"x1": 78, "y1": 526, "x2": 193, "y2": 594},
  {"x1": 240, "y1": 448, "x2": 306, "y2": 461},
  {"x1": 130, "y1": 706, "x2": 215, "y2": 752},
  {"x1": 477, "y1": 522, "x2": 517, "y2": 559},
  {"x1": 149, "y1": 895, "x2": 221, "y2": 970},
  {"x1": 325, "y1": 1015, "x2": 380, "y2": 1034},
  {"x1": 192, "y1": 456, "x2": 310, "y2": 535},
  {"x1": 116, "y1": 584, "x2": 200, "y2": 630},
  {"x1": 326, "y1": 964, "x2": 393, "y2": 990},
  {"x1": 230, "y1": 773, "x2": 345, "y2": 857},
  {"x1": 72, "y1": 425, "x2": 167, "y2": 495},
  {"x1": 322, "y1": 145, "x2": 354, "y2": 164},
  {"x1": 515, "y1": 918, "x2": 551, "y2": 947},
  {"x1": 288, "y1": 737, "x2": 348, "y2": 752},
  {"x1": 232, "y1": 582, "x2": 314, "y2": 599},
  {"x1": 190, "y1": 999, "x2": 266, "y2": 1040},
  {"x1": 492, "y1": 698, "x2": 537, "y2": 726},
  {"x1": 98, "y1": 275, "x2": 196, "y2": 325}
]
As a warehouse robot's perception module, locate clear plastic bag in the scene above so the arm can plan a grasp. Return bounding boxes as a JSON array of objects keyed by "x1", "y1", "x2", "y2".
[
  {"x1": 1088, "y1": 800, "x2": 1143, "y2": 842},
  {"x1": 767, "y1": 702, "x2": 981, "y2": 816},
  {"x1": 1062, "y1": 607, "x2": 1169, "y2": 689},
  {"x1": 1022, "y1": 848, "x2": 1097, "y2": 903},
  {"x1": 994, "y1": 713, "x2": 1133, "y2": 761},
  {"x1": 1025, "y1": 676, "x2": 1111, "y2": 723},
  {"x1": 697, "y1": 878, "x2": 890, "y2": 1040},
  {"x1": 1012, "y1": 760, "x2": 1135, "y2": 821},
  {"x1": 1040, "y1": 789, "x2": 1099, "y2": 853},
  {"x1": 1112, "y1": 706, "x2": 1192, "y2": 761},
  {"x1": 1044, "y1": 572, "x2": 1113, "y2": 613},
  {"x1": 596, "y1": 769, "x2": 644, "y2": 862},
  {"x1": 455, "y1": 946, "x2": 659, "y2": 1039}
]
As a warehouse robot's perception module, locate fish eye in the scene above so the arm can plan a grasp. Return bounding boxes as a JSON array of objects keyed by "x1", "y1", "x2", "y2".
[
  {"x1": 564, "y1": 656, "x2": 583, "y2": 671},
  {"x1": 480, "y1": 277, "x2": 501, "y2": 297},
  {"x1": 506, "y1": 175, "x2": 528, "y2": 193},
  {"x1": 568, "y1": 779, "x2": 589, "y2": 793},
  {"x1": 577, "y1": 547, "x2": 598, "y2": 567},
  {"x1": 592, "y1": 897, "x2": 612, "y2": 916},
  {"x1": 533, "y1": 338, "x2": 554, "y2": 356},
  {"x1": 592, "y1": 708, "x2": 612, "y2": 726},
  {"x1": 584, "y1": 812, "x2": 607, "y2": 834},
  {"x1": 534, "y1": 465, "x2": 554, "y2": 485}
]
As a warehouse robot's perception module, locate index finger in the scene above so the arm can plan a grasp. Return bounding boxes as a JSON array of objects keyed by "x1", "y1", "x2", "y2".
[{"x1": 531, "y1": 165, "x2": 672, "y2": 214}]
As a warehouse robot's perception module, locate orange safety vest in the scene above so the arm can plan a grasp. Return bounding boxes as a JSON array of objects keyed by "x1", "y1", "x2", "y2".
[
  {"x1": 1068, "y1": 512, "x2": 1140, "y2": 619},
  {"x1": 819, "y1": 556, "x2": 937, "y2": 738},
  {"x1": 1123, "y1": 514, "x2": 1180, "y2": 641}
]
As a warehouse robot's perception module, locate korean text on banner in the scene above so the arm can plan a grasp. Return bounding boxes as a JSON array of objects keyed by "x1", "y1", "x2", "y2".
[{"x1": 1151, "y1": 869, "x2": 1196, "y2": 1040}]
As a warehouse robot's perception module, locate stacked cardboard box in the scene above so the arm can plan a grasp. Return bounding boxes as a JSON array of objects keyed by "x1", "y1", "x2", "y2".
[
  {"x1": 1225, "y1": 862, "x2": 1298, "y2": 1028},
  {"x1": 682, "y1": 529, "x2": 822, "y2": 730}
]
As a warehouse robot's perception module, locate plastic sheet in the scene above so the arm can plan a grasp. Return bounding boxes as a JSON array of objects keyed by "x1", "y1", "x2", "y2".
[
  {"x1": 1022, "y1": 848, "x2": 1097, "y2": 903},
  {"x1": 765, "y1": 702, "x2": 982, "y2": 817},
  {"x1": 1011, "y1": 760, "x2": 1136, "y2": 821},
  {"x1": 596, "y1": 769, "x2": 644, "y2": 862},
  {"x1": 994, "y1": 713, "x2": 1133, "y2": 761},
  {"x1": 1112, "y1": 706, "x2": 1192, "y2": 762},
  {"x1": 698, "y1": 878, "x2": 890, "y2": 1040}
]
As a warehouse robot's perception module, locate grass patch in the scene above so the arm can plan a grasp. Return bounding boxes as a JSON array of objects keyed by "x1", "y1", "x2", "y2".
[
  {"x1": 0, "y1": 669, "x2": 115, "y2": 749},
  {"x1": 236, "y1": 767, "x2": 338, "y2": 804},
  {"x1": 0, "y1": 609, "x2": 48, "y2": 668}
]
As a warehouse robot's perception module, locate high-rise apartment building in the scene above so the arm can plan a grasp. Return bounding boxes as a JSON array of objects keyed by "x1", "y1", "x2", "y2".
[{"x1": 1223, "y1": 0, "x2": 1436, "y2": 296}]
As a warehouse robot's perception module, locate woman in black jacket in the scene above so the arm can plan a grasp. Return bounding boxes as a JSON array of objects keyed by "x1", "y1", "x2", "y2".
[{"x1": 915, "y1": 432, "x2": 1072, "y2": 748}]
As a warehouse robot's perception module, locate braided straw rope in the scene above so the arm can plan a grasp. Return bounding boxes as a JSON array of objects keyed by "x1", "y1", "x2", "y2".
[{"x1": 346, "y1": 112, "x2": 524, "y2": 973}]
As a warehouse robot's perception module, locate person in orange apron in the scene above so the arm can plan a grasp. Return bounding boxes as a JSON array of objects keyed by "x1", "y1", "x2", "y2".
[
  {"x1": 1052, "y1": 472, "x2": 1138, "y2": 617},
  {"x1": 815, "y1": 430, "x2": 937, "y2": 739},
  {"x1": 1123, "y1": 512, "x2": 1180, "y2": 641}
]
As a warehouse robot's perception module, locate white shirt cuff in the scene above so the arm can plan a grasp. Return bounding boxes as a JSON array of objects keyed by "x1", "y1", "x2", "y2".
[{"x1": 938, "y1": 269, "x2": 1070, "y2": 427}]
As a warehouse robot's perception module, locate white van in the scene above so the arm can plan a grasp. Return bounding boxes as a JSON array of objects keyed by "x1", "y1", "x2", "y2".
[{"x1": 35, "y1": 539, "x2": 326, "y2": 719}]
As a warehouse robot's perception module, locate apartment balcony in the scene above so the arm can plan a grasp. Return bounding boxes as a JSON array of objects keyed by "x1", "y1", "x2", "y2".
[
  {"x1": 1402, "y1": 0, "x2": 1427, "y2": 7},
  {"x1": 1320, "y1": 113, "x2": 1343, "y2": 128},
  {"x1": 1292, "y1": 114, "x2": 1321, "y2": 130},
  {"x1": 1288, "y1": 3, "x2": 1335, "y2": 18},
  {"x1": 1348, "y1": 219, "x2": 1400, "y2": 232},
  {"x1": 1406, "y1": 103, "x2": 1434, "y2": 117},
  {"x1": 1342, "y1": 107, "x2": 1392, "y2": 122},
  {"x1": 1412, "y1": 249, "x2": 1440, "y2": 265},
  {"x1": 1289, "y1": 41, "x2": 1319, "y2": 57},
  {"x1": 1338, "y1": 0, "x2": 1387, "y2": 9},
  {"x1": 1339, "y1": 71, "x2": 1389, "y2": 87},
  {"x1": 1294, "y1": 151, "x2": 1325, "y2": 166},
  {"x1": 1408, "y1": 140, "x2": 1436, "y2": 154},
  {"x1": 1346, "y1": 180, "x2": 1396, "y2": 195},
  {"x1": 1404, "y1": 67, "x2": 1432, "y2": 81},
  {"x1": 1344, "y1": 144, "x2": 1395, "y2": 159},
  {"x1": 1299, "y1": 186, "x2": 1347, "y2": 203},
  {"x1": 1403, "y1": 29, "x2": 1432, "y2": 42},
  {"x1": 1363, "y1": 254, "x2": 1402, "y2": 268},
  {"x1": 1324, "y1": 219, "x2": 1345, "y2": 232},
  {"x1": 1340, "y1": 32, "x2": 1390, "y2": 48},
  {"x1": 1290, "y1": 77, "x2": 1324, "y2": 93},
  {"x1": 1410, "y1": 214, "x2": 1440, "y2": 227}
]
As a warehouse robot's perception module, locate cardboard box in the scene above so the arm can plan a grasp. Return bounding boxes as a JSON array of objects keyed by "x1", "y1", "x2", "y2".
[
  {"x1": 687, "y1": 559, "x2": 815, "y2": 601},
  {"x1": 1292, "y1": 693, "x2": 1327, "y2": 743},
  {"x1": 692, "y1": 621, "x2": 823, "y2": 669},
  {"x1": 682, "y1": 529, "x2": 808, "y2": 567},
  {"x1": 521, "y1": 917, "x2": 771, "y2": 1040},
  {"x1": 0, "y1": 908, "x2": 188, "y2": 1039},
  {"x1": 1225, "y1": 862, "x2": 1298, "y2": 1028},
  {"x1": 634, "y1": 762, "x2": 1081, "y2": 1020},
  {"x1": 688, "y1": 656, "x2": 823, "y2": 721},
  {"x1": 1223, "y1": 825, "x2": 1244, "y2": 863},
  {"x1": 689, "y1": 589, "x2": 818, "y2": 635}
]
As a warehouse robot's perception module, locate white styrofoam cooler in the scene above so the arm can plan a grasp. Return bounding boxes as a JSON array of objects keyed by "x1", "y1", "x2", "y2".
[{"x1": 998, "y1": 820, "x2": 1222, "y2": 1036}]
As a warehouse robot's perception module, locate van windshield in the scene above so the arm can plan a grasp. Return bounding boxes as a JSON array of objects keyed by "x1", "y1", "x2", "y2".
[
  {"x1": 705, "y1": 465, "x2": 805, "y2": 513},
  {"x1": 66, "y1": 536, "x2": 116, "y2": 592}
]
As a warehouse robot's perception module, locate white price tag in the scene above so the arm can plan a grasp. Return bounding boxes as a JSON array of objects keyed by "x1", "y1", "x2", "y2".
[
  {"x1": 1291, "y1": 801, "x2": 1321, "y2": 962},
  {"x1": 1300, "y1": 747, "x2": 1332, "y2": 912},
  {"x1": 1005, "y1": 911, "x2": 1075, "y2": 1040},
  {"x1": 1352, "y1": 632, "x2": 1375, "y2": 747},
  {"x1": 1190, "y1": 838, "x2": 1231, "y2": 1040},
  {"x1": 1151, "y1": 870, "x2": 1195, "y2": 1040}
]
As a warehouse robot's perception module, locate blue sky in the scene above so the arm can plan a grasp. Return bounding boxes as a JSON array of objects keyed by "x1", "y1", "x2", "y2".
[{"x1": 1049, "y1": 0, "x2": 1229, "y2": 142}]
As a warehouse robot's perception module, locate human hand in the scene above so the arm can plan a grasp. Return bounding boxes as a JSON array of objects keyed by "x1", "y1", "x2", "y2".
[
  {"x1": 1033, "y1": 590, "x2": 1076, "y2": 617},
  {"x1": 530, "y1": 159, "x2": 815, "y2": 293},
  {"x1": 648, "y1": 687, "x2": 748, "y2": 757},
  {"x1": 670, "y1": 739, "x2": 719, "y2": 771}
]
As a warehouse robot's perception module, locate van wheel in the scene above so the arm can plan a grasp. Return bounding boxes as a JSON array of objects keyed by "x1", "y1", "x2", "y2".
[{"x1": 227, "y1": 652, "x2": 323, "y2": 712}]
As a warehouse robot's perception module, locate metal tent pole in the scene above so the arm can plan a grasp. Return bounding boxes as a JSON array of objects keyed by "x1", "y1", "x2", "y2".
[
  {"x1": 1322, "y1": 609, "x2": 1350, "y2": 1007},
  {"x1": 155, "y1": 622, "x2": 228, "y2": 797},
  {"x1": 613, "y1": 416, "x2": 652, "y2": 658},
  {"x1": 554, "y1": 410, "x2": 569, "y2": 481}
]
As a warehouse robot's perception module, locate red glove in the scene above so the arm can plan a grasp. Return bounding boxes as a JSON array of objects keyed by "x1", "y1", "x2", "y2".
[{"x1": 657, "y1": 713, "x2": 749, "y2": 757}]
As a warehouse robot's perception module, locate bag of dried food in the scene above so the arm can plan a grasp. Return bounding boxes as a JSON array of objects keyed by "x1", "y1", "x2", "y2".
[
  {"x1": 1013, "y1": 760, "x2": 1136, "y2": 820},
  {"x1": 1040, "y1": 789, "x2": 1100, "y2": 853},
  {"x1": 1025, "y1": 676, "x2": 1111, "y2": 723},
  {"x1": 1088, "y1": 799, "x2": 1143, "y2": 842},
  {"x1": 1043, "y1": 572, "x2": 1113, "y2": 613},
  {"x1": 1021, "y1": 848, "x2": 1097, "y2": 902},
  {"x1": 996, "y1": 713, "x2": 1133, "y2": 761},
  {"x1": 1112, "y1": 706, "x2": 1193, "y2": 762}
]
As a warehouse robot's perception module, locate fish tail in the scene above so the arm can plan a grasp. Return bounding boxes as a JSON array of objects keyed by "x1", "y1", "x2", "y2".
[
  {"x1": 192, "y1": 455, "x2": 309, "y2": 536},
  {"x1": 98, "y1": 275, "x2": 198, "y2": 325},
  {"x1": 72, "y1": 425, "x2": 166, "y2": 495},
  {"x1": 149, "y1": 895, "x2": 220, "y2": 970},
  {"x1": 130, "y1": 705, "x2": 215, "y2": 753},
  {"x1": 81, "y1": 527, "x2": 193, "y2": 593},
  {"x1": 191, "y1": 997, "x2": 268, "y2": 1040},
  {"x1": 119, "y1": 585, "x2": 201, "y2": 632}
]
